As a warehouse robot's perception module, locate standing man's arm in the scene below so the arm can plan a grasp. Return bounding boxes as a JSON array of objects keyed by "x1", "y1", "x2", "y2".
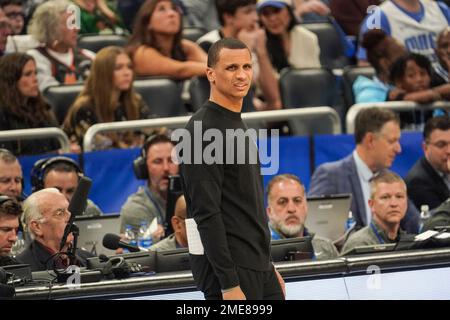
[{"x1": 182, "y1": 163, "x2": 243, "y2": 299}]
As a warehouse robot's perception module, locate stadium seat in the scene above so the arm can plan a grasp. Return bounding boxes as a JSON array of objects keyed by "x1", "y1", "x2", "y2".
[
  {"x1": 279, "y1": 67, "x2": 337, "y2": 108},
  {"x1": 302, "y1": 22, "x2": 351, "y2": 69},
  {"x1": 134, "y1": 78, "x2": 187, "y2": 117},
  {"x1": 78, "y1": 34, "x2": 128, "y2": 53},
  {"x1": 342, "y1": 66, "x2": 376, "y2": 108},
  {"x1": 182, "y1": 27, "x2": 207, "y2": 42},
  {"x1": 44, "y1": 84, "x2": 84, "y2": 124}
]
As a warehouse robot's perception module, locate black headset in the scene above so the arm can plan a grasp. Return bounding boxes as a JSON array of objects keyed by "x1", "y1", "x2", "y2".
[
  {"x1": 0, "y1": 195, "x2": 13, "y2": 206},
  {"x1": 133, "y1": 134, "x2": 173, "y2": 180},
  {"x1": 30, "y1": 156, "x2": 83, "y2": 193}
]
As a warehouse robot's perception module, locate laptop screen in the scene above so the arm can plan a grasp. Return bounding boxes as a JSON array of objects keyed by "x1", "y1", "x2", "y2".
[
  {"x1": 75, "y1": 214, "x2": 121, "y2": 256},
  {"x1": 306, "y1": 194, "x2": 352, "y2": 241}
]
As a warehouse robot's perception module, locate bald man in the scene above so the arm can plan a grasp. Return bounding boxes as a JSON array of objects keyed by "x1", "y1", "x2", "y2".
[{"x1": 149, "y1": 195, "x2": 188, "y2": 251}]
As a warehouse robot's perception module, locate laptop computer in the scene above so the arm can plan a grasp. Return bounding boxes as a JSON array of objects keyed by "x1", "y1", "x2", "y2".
[
  {"x1": 306, "y1": 194, "x2": 352, "y2": 241},
  {"x1": 75, "y1": 214, "x2": 121, "y2": 256}
]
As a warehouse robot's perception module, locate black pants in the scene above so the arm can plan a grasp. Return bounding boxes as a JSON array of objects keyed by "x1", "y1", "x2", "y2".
[{"x1": 203, "y1": 265, "x2": 284, "y2": 300}]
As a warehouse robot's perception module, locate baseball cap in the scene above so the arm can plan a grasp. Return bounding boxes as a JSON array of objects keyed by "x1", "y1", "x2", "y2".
[{"x1": 257, "y1": 0, "x2": 292, "y2": 12}]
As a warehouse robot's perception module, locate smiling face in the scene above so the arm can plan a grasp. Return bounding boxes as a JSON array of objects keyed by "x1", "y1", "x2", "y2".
[
  {"x1": 259, "y1": 5, "x2": 291, "y2": 35},
  {"x1": 207, "y1": 47, "x2": 253, "y2": 109},
  {"x1": 396, "y1": 60, "x2": 431, "y2": 92},
  {"x1": 370, "y1": 181, "x2": 407, "y2": 227},
  {"x1": 267, "y1": 179, "x2": 307, "y2": 238}
]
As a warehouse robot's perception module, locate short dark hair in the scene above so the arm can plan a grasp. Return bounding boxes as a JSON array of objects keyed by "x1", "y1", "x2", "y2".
[
  {"x1": 354, "y1": 108, "x2": 400, "y2": 144},
  {"x1": 423, "y1": 115, "x2": 450, "y2": 141},
  {"x1": 43, "y1": 162, "x2": 78, "y2": 179},
  {"x1": 0, "y1": 197, "x2": 22, "y2": 219},
  {"x1": 207, "y1": 38, "x2": 250, "y2": 67},
  {"x1": 144, "y1": 133, "x2": 174, "y2": 156},
  {"x1": 389, "y1": 53, "x2": 432, "y2": 84},
  {"x1": 0, "y1": 0, "x2": 24, "y2": 8},
  {"x1": 215, "y1": 0, "x2": 257, "y2": 26}
]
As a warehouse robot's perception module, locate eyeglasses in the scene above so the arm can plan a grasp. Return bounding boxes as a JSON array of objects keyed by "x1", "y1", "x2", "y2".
[
  {"x1": 427, "y1": 140, "x2": 450, "y2": 149},
  {"x1": 51, "y1": 208, "x2": 70, "y2": 220}
]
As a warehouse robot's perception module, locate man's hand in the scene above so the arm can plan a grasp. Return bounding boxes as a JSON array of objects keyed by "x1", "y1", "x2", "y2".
[
  {"x1": 274, "y1": 267, "x2": 286, "y2": 298},
  {"x1": 222, "y1": 286, "x2": 246, "y2": 300},
  {"x1": 151, "y1": 224, "x2": 165, "y2": 242},
  {"x1": 295, "y1": 0, "x2": 330, "y2": 17}
]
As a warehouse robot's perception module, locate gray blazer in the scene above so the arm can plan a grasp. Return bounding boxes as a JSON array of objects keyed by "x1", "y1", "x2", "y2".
[{"x1": 308, "y1": 153, "x2": 420, "y2": 234}]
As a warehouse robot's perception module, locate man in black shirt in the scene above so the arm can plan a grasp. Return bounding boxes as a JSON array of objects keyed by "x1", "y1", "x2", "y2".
[{"x1": 178, "y1": 38, "x2": 285, "y2": 300}]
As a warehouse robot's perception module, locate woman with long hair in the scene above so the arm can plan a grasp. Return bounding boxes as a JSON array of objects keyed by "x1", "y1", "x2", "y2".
[
  {"x1": 0, "y1": 53, "x2": 59, "y2": 155},
  {"x1": 63, "y1": 46, "x2": 151, "y2": 151},
  {"x1": 257, "y1": 0, "x2": 321, "y2": 72},
  {"x1": 126, "y1": 0, "x2": 206, "y2": 79}
]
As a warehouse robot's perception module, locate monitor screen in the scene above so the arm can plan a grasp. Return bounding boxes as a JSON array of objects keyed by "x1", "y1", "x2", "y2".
[
  {"x1": 270, "y1": 237, "x2": 314, "y2": 262},
  {"x1": 155, "y1": 248, "x2": 190, "y2": 273}
]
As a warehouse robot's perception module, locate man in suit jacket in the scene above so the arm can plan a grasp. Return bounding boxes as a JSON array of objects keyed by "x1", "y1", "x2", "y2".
[
  {"x1": 405, "y1": 115, "x2": 450, "y2": 210},
  {"x1": 308, "y1": 107, "x2": 420, "y2": 234}
]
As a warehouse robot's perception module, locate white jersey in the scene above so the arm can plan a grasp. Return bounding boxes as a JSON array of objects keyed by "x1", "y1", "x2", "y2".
[{"x1": 382, "y1": 0, "x2": 448, "y2": 67}]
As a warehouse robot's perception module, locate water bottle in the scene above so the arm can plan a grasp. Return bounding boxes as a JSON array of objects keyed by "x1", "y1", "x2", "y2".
[
  {"x1": 419, "y1": 205, "x2": 430, "y2": 233},
  {"x1": 345, "y1": 211, "x2": 356, "y2": 231},
  {"x1": 11, "y1": 230, "x2": 25, "y2": 256},
  {"x1": 138, "y1": 221, "x2": 153, "y2": 249},
  {"x1": 124, "y1": 225, "x2": 137, "y2": 247}
]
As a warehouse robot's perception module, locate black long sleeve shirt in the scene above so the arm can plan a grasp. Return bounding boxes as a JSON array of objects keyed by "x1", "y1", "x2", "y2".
[{"x1": 180, "y1": 101, "x2": 271, "y2": 291}]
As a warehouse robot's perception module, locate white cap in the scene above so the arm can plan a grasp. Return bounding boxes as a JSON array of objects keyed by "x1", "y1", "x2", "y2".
[{"x1": 257, "y1": 0, "x2": 292, "y2": 12}]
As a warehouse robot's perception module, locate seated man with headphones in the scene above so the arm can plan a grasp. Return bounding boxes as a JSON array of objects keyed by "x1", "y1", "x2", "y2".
[
  {"x1": 120, "y1": 133, "x2": 178, "y2": 244},
  {"x1": 0, "y1": 196, "x2": 22, "y2": 267},
  {"x1": 17, "y1": 188, "x2": 95, "y2": 272},
  {"x1": 0, "y1": 149, "x2": 24, "y2": 202},
  {"x1": 31, "y1": 156, "x2": 103, "y2": 217}
]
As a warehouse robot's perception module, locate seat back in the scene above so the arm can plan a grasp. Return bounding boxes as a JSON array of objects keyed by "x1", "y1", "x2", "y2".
[
  {"x1": 78, "y1": 34, "x2": 128, "y2": 53},
  {"x1": 279, "y1": 67, "x2": 337, "y2": 108},
  {"x1": 44, "y1": 84, "x2": 84, "y2": 124},
  {"x1": 182, "y1": 27, "x2": 207, "y2": 42},
  {"x1": 134, "y1": 78, "x2": 186, "y2": 117},
  {"x1": 342, "y1": 66, "x2": 376, "y2": 108},
  {"x1": 302, "y1": 22, "x2": 350, "y2": 69}
]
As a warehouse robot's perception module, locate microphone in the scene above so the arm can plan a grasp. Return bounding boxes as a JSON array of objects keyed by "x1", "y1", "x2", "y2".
[
  {"x1": 102, "y1": 233, "x2": 141, "y2": 252},
  {"x1": 59, "y1": 177, "x2": 92, "y2": 252}
]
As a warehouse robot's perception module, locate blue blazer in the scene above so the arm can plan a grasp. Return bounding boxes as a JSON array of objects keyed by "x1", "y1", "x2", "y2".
[{"x1": 308, "y1": 154, "x2": 420, "y2": 234}]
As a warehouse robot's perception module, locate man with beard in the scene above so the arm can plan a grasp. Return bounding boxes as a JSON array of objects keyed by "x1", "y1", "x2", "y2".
[
  {"x1": 119, "y1": 133, "x2": 178, "y2": 244},
  {"x1": 266, "y1": 174, "x2": 339, "y2": 260}
]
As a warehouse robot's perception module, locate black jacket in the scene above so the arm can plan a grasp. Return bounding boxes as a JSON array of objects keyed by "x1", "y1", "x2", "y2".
[
  {"x1": 16, "y1": 240, "x2": 95, "y2": 272},
  {"x1": 405, "y1": 157, "x2": 450, "y2": 210}
]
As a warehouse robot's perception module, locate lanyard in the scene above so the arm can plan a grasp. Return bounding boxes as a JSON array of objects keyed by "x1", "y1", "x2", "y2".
[
  {"x1": 144, "y1": 185, "x2": 165, "y2": 225},
  {"x1": 370, "y1": 222, "x2": 385, "y2": 244}
]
